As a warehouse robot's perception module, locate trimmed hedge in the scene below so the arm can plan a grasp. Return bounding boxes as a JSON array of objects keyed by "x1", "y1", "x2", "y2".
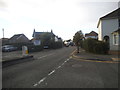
[
  {"x1": 49, "y1": 41, "x2": 63, "y2": 49},
  {"x1": 27, "y1": 45, "x2": 44, "y2": 52},
  {"x1": 82, "y1": 38, "x2": 109, "y2": 54},
  {"x1": 6, "y1": 41, "x2": 63, "y2": 52}
]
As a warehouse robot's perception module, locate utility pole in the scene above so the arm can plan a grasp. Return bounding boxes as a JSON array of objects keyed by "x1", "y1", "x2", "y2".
[
  {"x1": 2, "y1": 28, "x2": 4, "y2": 38},
  {"x1": 118, "y1": 1, "x2": 120, "y2": 8}
]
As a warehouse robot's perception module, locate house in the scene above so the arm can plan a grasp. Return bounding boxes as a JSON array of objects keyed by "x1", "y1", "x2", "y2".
[
  {"x1": 9, "y1": 34, "x2": 30, "y2": 43},
  {"x1": 1, "y1": 38, "x2": 9, "y2": 45},
  {"x1": 85, "y1": 31, "x2": 98, "y2": 39},
  {"x1": 109, "y1": 28, "x2": 120, "y2": 54},
  {"x1": 32, "y1": 29, "x2": 60, "y2": 46},
  {"x1": 97, "y1": 8, "x2": 120, "y2": 54}
]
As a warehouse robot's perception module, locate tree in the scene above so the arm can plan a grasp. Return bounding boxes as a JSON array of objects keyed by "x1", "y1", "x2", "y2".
[{"x1": 73, "y1": 30, "x2": 84, "y2": 53}]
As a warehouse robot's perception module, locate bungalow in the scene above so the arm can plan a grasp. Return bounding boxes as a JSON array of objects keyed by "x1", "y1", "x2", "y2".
[
  {"x1": 97, "y1": 8, "x2": 120, "y2": 54},
  {"x1": 85, "y1": 31, "x2": 98, "y2": 39},
  {"x1": 9, "y1": 34, "x2": 30, "y2": 44}
]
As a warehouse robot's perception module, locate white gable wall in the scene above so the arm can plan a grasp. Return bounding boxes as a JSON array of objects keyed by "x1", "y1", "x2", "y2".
[
  {"x1": 99, "y1": 19, "x2": 118, "y2": 41},
  {"x1": 98, "y1": 20, "x2": 102, "y2": 41},
  {"x1": 102, "y1": 19, "x2": 118, "y2": 38}
]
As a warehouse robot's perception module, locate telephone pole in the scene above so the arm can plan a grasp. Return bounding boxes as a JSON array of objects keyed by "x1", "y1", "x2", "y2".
[{"x1": 2, "y1": 28, "x2": 4, "y2": 38}]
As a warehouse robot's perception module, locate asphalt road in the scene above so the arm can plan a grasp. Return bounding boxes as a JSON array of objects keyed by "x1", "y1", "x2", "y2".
[{"x1": 2, "y1": 46, "x2": 119, "y2": 88}]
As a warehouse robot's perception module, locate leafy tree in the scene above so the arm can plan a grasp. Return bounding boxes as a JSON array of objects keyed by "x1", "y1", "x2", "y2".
[{"x1": 73, "y1": 30, "x2": 84, "y2": 53}]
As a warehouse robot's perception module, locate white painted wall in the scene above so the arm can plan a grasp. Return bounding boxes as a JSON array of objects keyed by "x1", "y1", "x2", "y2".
[
  {"x1": 98, "y1": 19, "x2": 118, "y2": 41},
  {"x1": 98, "y1": 20, "x2": 102, "y2": 41},
  {"x1": 102, "y1": 19, "x2": 118, "y2": 39}
]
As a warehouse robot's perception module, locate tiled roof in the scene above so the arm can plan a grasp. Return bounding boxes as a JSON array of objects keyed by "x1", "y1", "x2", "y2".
[
  {"x1": 85, "y1": 31, "x2": 98, "y2": 37},
  {"x1": 100, "y1": 8, "x2": 120, "y2": 20},
  {"x1": 9, "y1": 34, "x2": 23, "y2": 40}
]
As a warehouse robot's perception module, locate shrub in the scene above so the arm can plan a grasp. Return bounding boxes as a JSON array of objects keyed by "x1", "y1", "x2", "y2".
[
  {"x1": 82, "y1": 38, "x2": 109, "y2": 54},
  {"x1": 49, "y1": 41, "x2": 63, "y2": 49},
  {"x1": 27, "y1": 45, "x2": 44, "y2": 52}
]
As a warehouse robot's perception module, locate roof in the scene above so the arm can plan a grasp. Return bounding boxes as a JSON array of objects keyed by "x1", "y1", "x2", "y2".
[
  {"x1": 100, "y1": 8, "x2": 120, "y2": 20},
  {"x1": 9, "y1": 34, "x2": 28, "y2": 40},
  {"x1": 85, "y1": 31, "x2": 98, "y2": 37},
  {"x1": 97, "y1": 8, "x2": 120, "y2": 28},
  {"x1": 33, "y1": 31, "x2": 55, "y2": 38}
]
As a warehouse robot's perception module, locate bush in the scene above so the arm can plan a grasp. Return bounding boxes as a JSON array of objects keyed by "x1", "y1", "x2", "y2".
[
  {"x1": 49, "y1": 41, "x2": 63, "y2": 49},
  {"x1": 27, "y1": 45, "x2": 44, "y2": 52},
  {"x1": 82, "y1": 38, "x2": 109, "y2": 54}
]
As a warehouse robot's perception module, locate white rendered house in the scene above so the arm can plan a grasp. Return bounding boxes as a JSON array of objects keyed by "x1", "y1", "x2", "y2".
[{"x1": 97, "y1": 8, "x2": 120, "y2": 54}]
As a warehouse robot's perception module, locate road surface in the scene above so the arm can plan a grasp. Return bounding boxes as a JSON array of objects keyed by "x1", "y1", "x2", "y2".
[{"x1": 2, "y1": 47, "x2": 119, "y2": 88}]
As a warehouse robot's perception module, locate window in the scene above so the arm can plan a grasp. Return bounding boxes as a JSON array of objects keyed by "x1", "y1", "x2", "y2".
[
  {"x1": 113, "y1": 34, "x2": 119, "y2": 45},
  {"x1": 119, "y1": 19, "x2": 120, "y2": 27}
]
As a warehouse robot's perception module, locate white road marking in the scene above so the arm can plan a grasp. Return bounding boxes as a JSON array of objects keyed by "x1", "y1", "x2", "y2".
[
  {"x1": 33, "y1": 58, "x2": 71, "y2": 87},
  {"x1": 56, "y1": 66, "x2": 60, "y2": 69},
  {"x1": 67, "y1": 59, "x2": 70, "y2": 61},
  {"x1": 48, "y1": 70, "x2": 55, "y2": 75},
  {"x1": 33, "y1": 83, "x2": 38, "y2": 87},
  {"x1": 38, "y1": 77, "x2": 46, "y2": 84},
  {"x1": 38, "y1": 53, "x2": 54, "y2": 59},
  {"x1": 33, "y1": 77, "x2": 46, "y2": 87}
]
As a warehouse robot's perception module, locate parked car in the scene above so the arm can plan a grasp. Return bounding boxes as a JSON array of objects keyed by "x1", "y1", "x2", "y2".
[
  {"x1": 44, "y1": 45, "x2": 49, "y2": 49},
  {"x1": 2, "y1": 45, "x2": 17, "y2": 52},
  {"x1": 64, "y1": 41, "x2": 70, "y2": 47}
]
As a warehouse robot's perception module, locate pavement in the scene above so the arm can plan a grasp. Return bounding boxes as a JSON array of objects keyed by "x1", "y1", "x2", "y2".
[{"x1": 72, "y1": 48, "x2": 120, "y2": 63}]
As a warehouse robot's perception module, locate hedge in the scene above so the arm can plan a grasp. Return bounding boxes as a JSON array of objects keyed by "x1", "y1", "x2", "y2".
[
  {"x1": 82, "y1": 38, "x2": 109, "y2": 54},
  {"x1": 27, "y1": 45, "x2": 44, "y2": 52},
  {"x1": 49, "y1": 41, "x2": 63, "y2": 49}
]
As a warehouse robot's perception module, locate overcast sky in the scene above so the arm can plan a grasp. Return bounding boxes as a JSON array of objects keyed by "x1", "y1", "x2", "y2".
[{"x1": 0, "y1": 0, "x2": 119, "y2": 40}]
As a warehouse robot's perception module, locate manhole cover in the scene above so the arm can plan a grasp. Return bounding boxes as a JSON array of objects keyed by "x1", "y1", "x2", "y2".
[{"x1": 72, "y1": 64, "x2": 82, "y2": 68}]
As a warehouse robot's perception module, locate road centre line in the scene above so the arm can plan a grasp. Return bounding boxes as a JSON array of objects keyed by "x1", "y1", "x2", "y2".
[
  {"x1": 33, "y1": 58, "x2": 71, "y2": 87},
  {"x1": 38, "y1": 53, "x2": 54, "y2": 59},
  {"x1": 38, "y1": 77, "x2": 46, "y2": 84},
  {"x1": 33, "y1": 77, "x2": 47, "y2": 87},
  {"x1": 48, "y1": 70, "x2": 56, "y2": 76}
]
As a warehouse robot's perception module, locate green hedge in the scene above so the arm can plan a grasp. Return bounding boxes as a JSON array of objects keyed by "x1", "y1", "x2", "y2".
[
  {"x1": 7, "y1": 41, "x2": 63, "y2": 52},
  {"x1": 27, "y1": 45, "x2": 44, "y2": 52},
  {"x1": 49, "y1": 41, "x2": 63, "y2": 49},
  {"x1": 82, "y1": 38, "x2": 109, "y2": 54}
]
